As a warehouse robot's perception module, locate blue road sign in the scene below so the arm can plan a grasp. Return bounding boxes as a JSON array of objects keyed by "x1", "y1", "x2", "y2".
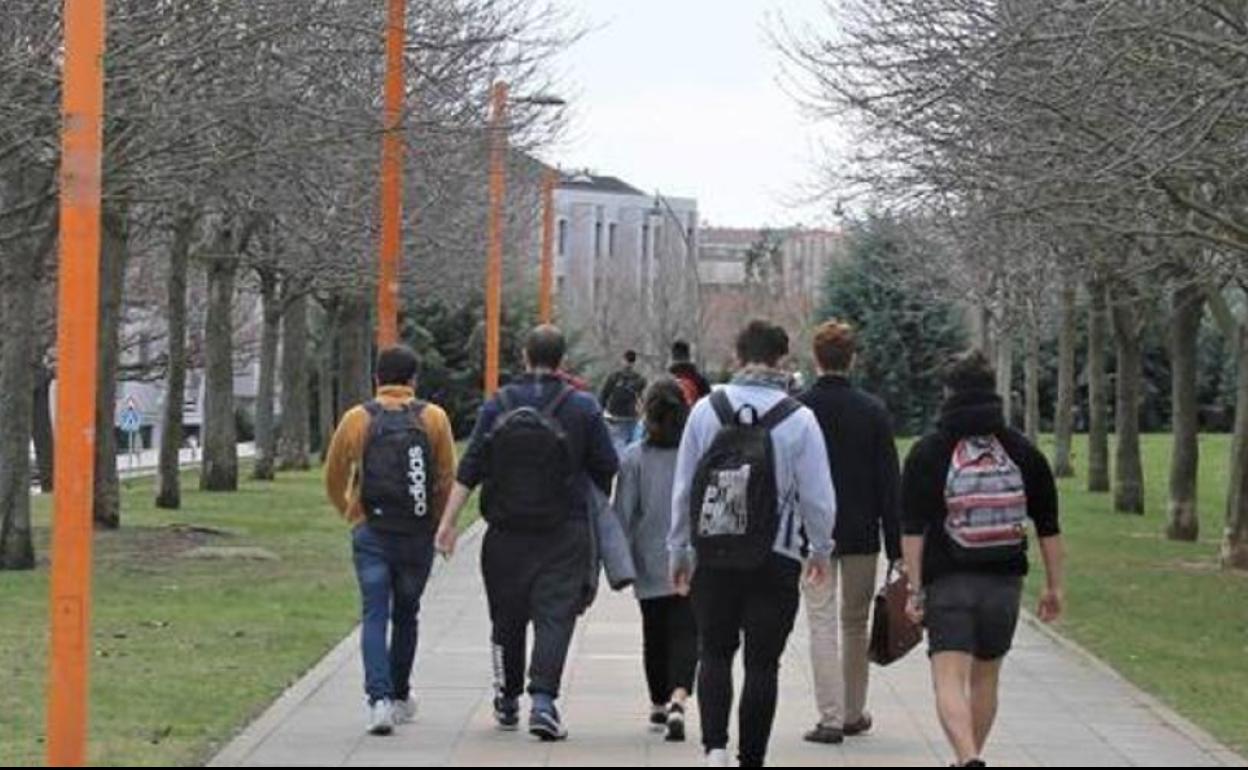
[{"x1": 119, "y1": 406, "x2": 141, "y2": 434}]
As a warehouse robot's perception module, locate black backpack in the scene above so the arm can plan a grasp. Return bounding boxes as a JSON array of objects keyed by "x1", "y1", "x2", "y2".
[
  {"x1": 606, "y1": 369, "x2": 645, "y2": 418},
  {"x1": 481, "y1": 384, "x2": 576, "y2": 532},
  {"x1": 360, "y1": 400, "x2": 436, "y2": 534},
  {"x1": 690, "y1": 391, "x2": 802, "y2": 569}
]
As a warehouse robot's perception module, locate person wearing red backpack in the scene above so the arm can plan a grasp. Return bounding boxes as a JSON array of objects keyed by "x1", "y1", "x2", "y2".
[
  {"x1": 668, "y1": 339, "x2": 711, "y2": 406},
  {"x1": 324, "y1": 345, "x2": 458, "y2": 736},
  {"x1": 900, "y1": 350, "x2": 1065, "y2": 768}
]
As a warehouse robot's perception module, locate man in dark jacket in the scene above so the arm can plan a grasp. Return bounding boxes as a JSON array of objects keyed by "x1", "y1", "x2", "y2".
[
  {"x1": 901, "y1": 350, "x2": 1065, "y2": 768},
  {"x1": 436, "y1": 324, "x2": 619, "y2": 742},
  {"x1": 797, "y1": 321, "x2": 902, "y2": 744},
  {"x1": 668, "y1": 339, "x2": 711, "y2": 405},
  {"x1": 600, "y1": 349, "x2": 647, "y2": 456}
]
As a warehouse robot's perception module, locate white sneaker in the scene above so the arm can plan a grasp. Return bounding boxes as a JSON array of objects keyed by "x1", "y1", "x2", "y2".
[
  {"x1": 366, "y1": 699, "x2": 394, "y2": 735},
  {"x1": 393, "y1": 696, "x2": 417, "y2": 724},
  {"x1": 705, "y1": 748, "x2": 730, "y2": 767}
]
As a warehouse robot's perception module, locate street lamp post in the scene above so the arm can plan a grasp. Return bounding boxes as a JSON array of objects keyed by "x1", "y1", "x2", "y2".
[
  {"x1": 482, "y1": 83, "x2": 565, "y2": 396},
  {"x1": 538, "y1": 167, "x2": 558, "y2": 324},
  {"x1": 376, "y1": 0, "x2": 406, "y2": 348}
]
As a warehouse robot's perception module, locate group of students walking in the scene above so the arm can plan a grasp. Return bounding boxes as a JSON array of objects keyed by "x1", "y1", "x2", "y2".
[{"x1": 324, "y1": 318, "x2": 1066, "y2": 767}]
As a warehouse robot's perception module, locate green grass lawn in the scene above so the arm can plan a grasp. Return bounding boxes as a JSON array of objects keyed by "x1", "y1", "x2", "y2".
[
  {"x1": 0, "y1": 467, "x2": 477, "y2": 767},
  {"x1": 1018, "y1": 434, "x2": 1248, "y2": 756}
]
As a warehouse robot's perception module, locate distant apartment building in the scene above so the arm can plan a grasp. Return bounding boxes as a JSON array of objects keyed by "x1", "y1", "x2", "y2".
[
  {"x1": 549, "y1": 170, "x2": 699, "y2": 366},
  {"x1": 697, "y1": 226, "x2": 847, "y2": 371}
]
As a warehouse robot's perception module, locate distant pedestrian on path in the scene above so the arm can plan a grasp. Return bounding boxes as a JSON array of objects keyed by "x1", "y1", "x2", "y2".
[
  {"x1": 324, "y1": 345, "x2": 458, "y2": 736},
  {"x1": 612, "y1": 378, "x2": 697, "y2": 742},
  {"x1": 601, "y1": 349, "x2": 647, "y2": 457},
  {"x1": 669, "y1": 339, "x2": 711, "y2": 406},
  {"x1": 669, "y1": 319, "x2": 837, "y2": 768},
  {"x1": 436, "y1": 324, "x2": 619, "y2": 742},
  {"x1": 797, "y1": 320, "x2": 902, "y2": 745},
  {"x1": 901, "y1": 350, "x2": 1065, "y2": 768}
]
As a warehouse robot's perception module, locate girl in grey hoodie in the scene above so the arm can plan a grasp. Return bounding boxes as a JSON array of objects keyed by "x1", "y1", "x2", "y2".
[{"x1": 612, "y1": 378, "x2": 696, "y2": 742}]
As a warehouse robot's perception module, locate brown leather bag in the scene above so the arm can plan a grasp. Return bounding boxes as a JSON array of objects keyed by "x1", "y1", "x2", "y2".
[{"x1": 869, "y1": 565, "x2": 923, "y2": 666}]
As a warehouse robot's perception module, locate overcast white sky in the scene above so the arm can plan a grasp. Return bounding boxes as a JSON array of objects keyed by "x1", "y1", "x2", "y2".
[{"x1": 548, "y1": 0, "x2": 841, "y2": 229}]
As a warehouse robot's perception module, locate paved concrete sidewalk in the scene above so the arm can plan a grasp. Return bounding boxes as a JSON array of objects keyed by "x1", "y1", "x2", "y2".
[{"x1": 212, "y1": 524, "x2": 1244, "y2": 767}]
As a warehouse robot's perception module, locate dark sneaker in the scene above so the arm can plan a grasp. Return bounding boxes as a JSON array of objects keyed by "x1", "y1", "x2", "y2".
[
  {"x1": 649, "y1": 704, "x2": 667, "y2": 729},
  {"x1": 529, "y1": 703, "x2": 569, "y2": 742},
  {"x1": 665, "y1": 704, "x2": 686, "y2": 742},
  {"x1": 844, "y1": 713, "x2": 873, "y2": 736},
  {"x1": 964, "y1": 761, "x2": 987, "y2": 768},
  {"x1": 803, "y1": 723, "x2": 845, "y2": 744},
  {"x1": 493, "y1": 695, "x2": 520, "y2": 731}
]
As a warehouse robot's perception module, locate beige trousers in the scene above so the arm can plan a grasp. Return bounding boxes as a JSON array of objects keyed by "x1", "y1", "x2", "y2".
[{"x1": 802, "y1": 554, "x2": 879, "y2": 728}]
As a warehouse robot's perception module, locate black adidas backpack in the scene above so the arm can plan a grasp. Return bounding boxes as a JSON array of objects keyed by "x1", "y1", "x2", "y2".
[
  {"x1": 481, "y1": 384, "x2": 576, "y2": 532},
  {"x1": 360, "y1": 400, "x2": 437, "y2": 534},
  {"x1": 690, "y1": 390, "x2": 802, "y2": 569}
]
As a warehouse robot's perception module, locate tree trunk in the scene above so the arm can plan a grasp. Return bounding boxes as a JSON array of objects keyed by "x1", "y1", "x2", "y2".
[
  {"x1": 996, "y1": 330, "x2": 1014, "y2": 427},
  {"x1": 94, "y1": 206, "x2": 128, "y2": 529},
  {"x1": 1112, "y1": 298, "x2": 1145, "y2": 515},
  {"x1": 31, "y1": 365, "x2": 54, "y2": 492},
  {"x1": 1087, "y1": 278, "x2": 1111, "y2": 492},
  {"x1": 1024, "y1": 315, "x2": 1041, "y2": 444},
  {"x1": 156, "y1": 210, "x2": 193, "y2": 509},
  {"x1": 277, "y1": 290, "x2": 311, "y2": 471},
  {"x1": 335, "y1": 295, "x2": 372, "y2": 419},
  {"x1": 1167, "y1": 281, "x2": 1202, "y2": 540},
  {"x1": 200, "y1": 234, "x2": 238, "y2": 492},
  {"x1": 1222, "y1": 323, "x2": 1248, "y2": 570},
  {"x1": 317, "y1": 298, "x2": 338, "y2": 460},
  {"x1": 1053, "y1": 277, "x2": 1077, "y2": 477},
  {"x1": 0, "y1": 237, "x2": 38, "y2": 570},
  {"x1": 252, "y1": 269, "x2": 280, "y2": 481}
]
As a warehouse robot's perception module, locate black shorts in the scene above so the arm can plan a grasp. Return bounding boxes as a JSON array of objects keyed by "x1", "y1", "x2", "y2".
[{"x1": 925, "y1": 572, "x2": 1023, "y2": 661}]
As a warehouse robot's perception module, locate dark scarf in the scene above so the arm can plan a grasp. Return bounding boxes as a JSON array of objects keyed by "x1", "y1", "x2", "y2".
[{"x1": 938, "y1": 389, "x2": 1006, "y2": 437}]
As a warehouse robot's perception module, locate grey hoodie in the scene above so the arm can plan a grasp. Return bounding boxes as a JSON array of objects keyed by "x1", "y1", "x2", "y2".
[{"x1": 612, "y1": 441, "x2": 681, "y2": 600}]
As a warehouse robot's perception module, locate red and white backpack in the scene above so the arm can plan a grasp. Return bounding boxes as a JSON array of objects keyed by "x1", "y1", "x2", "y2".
[{"x1": 943, "y1": 435, "x2": 1028, "y2": 563}]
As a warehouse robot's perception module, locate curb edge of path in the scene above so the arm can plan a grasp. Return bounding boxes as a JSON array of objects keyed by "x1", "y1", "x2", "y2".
[
  {"x1": 1021, "y1": 612, "x2": 1247, "y2": 767},
  {"x1": 207, "y1": 520, "x2": 487, "y2": 768}
]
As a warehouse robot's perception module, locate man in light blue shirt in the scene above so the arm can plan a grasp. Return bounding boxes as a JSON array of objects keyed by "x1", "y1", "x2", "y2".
[{"x1": 668, "y1": 319, "x2": 837, "y2": 768}]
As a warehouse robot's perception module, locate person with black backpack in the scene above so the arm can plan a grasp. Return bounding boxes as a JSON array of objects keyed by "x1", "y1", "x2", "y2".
[
  {"x1": 901, "y1": 351, "x2": 1065, "y2": 768},
  {"x1": 435, "y1": 324, "x2": 618, "y2": 742},
  {"x1": 668, "y1": 320, "x2": 837, "y2": 768},
  {"x1": 324, "y1": 345, "x2": 458, "y2": 736},
  {"x1": 600, "y1": 349, "x2": 647, "y2": 457}
]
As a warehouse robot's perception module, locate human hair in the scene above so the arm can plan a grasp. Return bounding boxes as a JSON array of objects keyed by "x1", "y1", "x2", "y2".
[
  {"x1": 735, "y1": 320, "x2": 789, "y2": 367},
  {"x1": 375, "y1": 345, "x2": 419, "y2": 386},
  {"x1": 643, "y1": 378, "x2": 689, "y2": 448},
  {"x1": 623, "y1": 349, "x2": 638, "y2": 365},
  {"x1": 670, "y1": 339, "x2": 692, "y2": 363},
  {"x1": 812, "y1": 320, "x2": 856, "y2": 373},
  {"x1": 525, "y1": 324, "x2": 566, "y2": 370},
  {"x1": 944, "y1": 349, "x2": 996, "y2": 393}
]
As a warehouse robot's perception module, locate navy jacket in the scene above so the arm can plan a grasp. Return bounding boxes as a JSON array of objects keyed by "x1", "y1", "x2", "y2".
[{"x1": 457, "y1": 373, "x2": 619, "y2": 520}]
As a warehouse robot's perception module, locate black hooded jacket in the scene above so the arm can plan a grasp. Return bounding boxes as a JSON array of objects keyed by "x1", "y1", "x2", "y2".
[{"x1": 900, "y1": 389, "x2": 1060, "y2": 586}]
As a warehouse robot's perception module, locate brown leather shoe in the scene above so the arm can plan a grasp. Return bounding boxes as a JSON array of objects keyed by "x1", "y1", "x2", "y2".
[{"x1": 843, "y1": 713, "x2": 873, "y2": 736}]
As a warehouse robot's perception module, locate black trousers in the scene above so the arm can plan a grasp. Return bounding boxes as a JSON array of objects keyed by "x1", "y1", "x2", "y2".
[
  {"x1": 639, "y1": 595, "x2": 698, "y2": 705},
  {"x1": 691, "y1": 555, "x2": 801, "y2": 768},
  {"x1": 481, "y1": 519, "x2": 589, "y2": 699}
]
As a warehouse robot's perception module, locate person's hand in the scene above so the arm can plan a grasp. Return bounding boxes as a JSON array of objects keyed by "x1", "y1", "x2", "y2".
[
  {"x1": 905, "y1": 592, "x2": 925, "y2": 626},
  {"x1": 671, "y1": 565, "x2": 692, "y2": 597},
  {"x1": 1037, "y1": 587, "x2": 1064, "y2": 623},
  {"x1": 804, "y1": 556, "x2": 830, "y2": 587},
  {"x1": 435, "y1": 522, "x2": 458, "y2": 559}
]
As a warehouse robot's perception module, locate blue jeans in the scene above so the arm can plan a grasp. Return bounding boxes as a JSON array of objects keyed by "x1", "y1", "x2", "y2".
[
  {"x1": 351, "y1": 524, "x2": 435, "y2": 703},
  {"x1": 607, "y1": 418, "x2": 639, "y2": 459}
]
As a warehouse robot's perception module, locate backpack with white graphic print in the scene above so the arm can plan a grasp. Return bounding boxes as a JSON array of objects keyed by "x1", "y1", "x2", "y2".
[{"x1": 360, "y1": 400, "x2": 436, "y2": 534}]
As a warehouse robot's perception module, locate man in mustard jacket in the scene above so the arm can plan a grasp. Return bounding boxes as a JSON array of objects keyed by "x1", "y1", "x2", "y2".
[{"x1": 325, "y1": 345, "x2": 457, "y2": 736}]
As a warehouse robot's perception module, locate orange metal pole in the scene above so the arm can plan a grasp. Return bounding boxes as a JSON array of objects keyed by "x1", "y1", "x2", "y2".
[
  {"x1": 47, "y1": 0, "x2": 106, "y2": 765},
  {"x1": 376, "y1": 0, "x2": 405, "y2": 348},
  {"x1": 538, "y1": 167, "x2": 557, "y2": 324},
  {"x1": 484, "y1": 81, "x2": 508, "y2": 396}
]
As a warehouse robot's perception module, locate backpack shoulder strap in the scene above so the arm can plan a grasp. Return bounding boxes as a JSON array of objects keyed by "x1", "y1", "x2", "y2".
[
  {"x1": 404, "y1": 399, "x2": 427, "y2": 425},
  {"x1": 363, "y1": 400, "x2": 383, "y2": 418},
  {"x1": 709, "y1": 389, "x2": 735, "y2": 426},
  {"x1": 497, "y1": 387, "x2": 516, "y2": 414},
  {"x1": 542, "y1": 384, "x2": 576, "y2": 418},
  {"x1": 760, "y1": 396, "x2": 802, "y2": 431}
]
